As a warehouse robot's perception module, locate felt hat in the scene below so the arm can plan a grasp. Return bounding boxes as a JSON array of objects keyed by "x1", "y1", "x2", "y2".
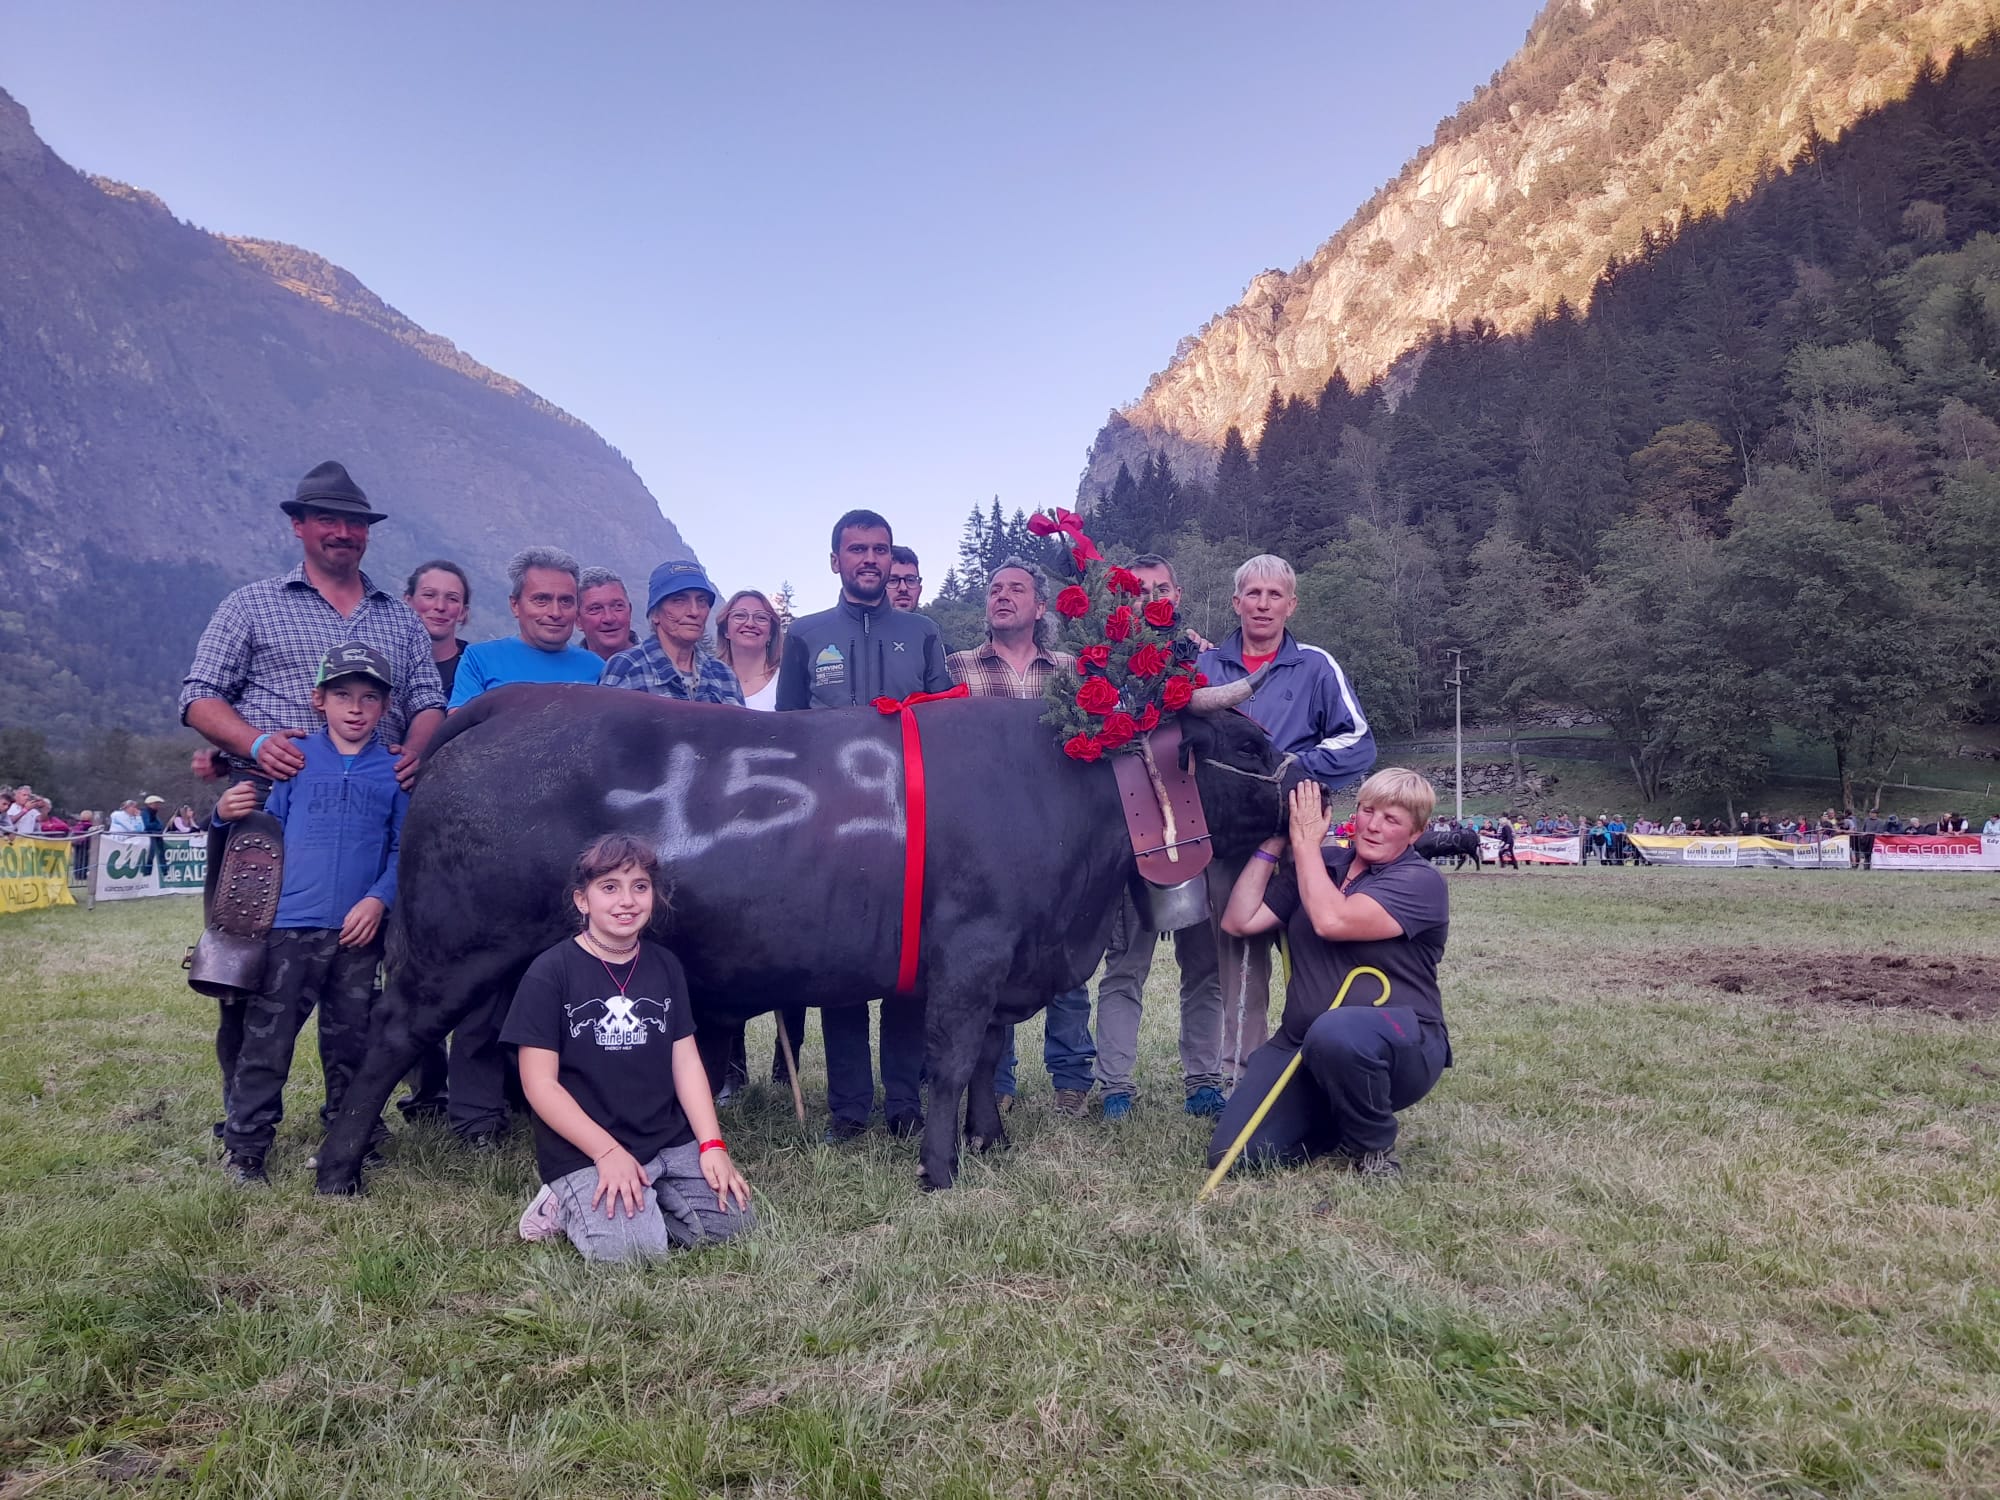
[{"x1": 281, "y1": 460, "x2": 388, "y2": 523}]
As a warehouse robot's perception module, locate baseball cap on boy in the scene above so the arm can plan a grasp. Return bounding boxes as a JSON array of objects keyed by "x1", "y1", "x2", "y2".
[{"x1": 315, "y1": 641, "x2": 395, "y2": 691}]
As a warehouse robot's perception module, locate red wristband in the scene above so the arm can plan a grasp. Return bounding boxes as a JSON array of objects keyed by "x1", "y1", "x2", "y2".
[{"x1": 699, "y1": 1138, "x2": 726, "y2": 1154}]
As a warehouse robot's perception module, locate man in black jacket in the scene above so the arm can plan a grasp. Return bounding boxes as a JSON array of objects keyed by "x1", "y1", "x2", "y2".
[
  {"x1": 777, "y1": 515, "x2": 953, "y2": 709},
  {"x1": 778, "y1": 510, "x2": 953, "y2": 1141}
]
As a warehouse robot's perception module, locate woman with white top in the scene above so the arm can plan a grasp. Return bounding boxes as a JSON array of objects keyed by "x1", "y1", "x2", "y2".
[
  {"x1": 712, "y1": 587, "x2": 801, "y2": 1093},
  {"x1": 715, "y1": 590, "x2": 782, "y2": 711}
]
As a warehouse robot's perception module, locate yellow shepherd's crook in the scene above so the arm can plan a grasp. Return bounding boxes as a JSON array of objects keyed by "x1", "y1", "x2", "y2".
[{"x1": 1197, "y1": 964, "x2": 1391, "y2": 1202}]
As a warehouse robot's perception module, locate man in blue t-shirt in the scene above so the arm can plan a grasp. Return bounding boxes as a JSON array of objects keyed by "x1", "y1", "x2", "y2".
[
  {"x1": 443, "y1": 545, "x2": 600, "y2": 1143},
  {"x1": 446, "y1": 547, "x2": 603, "y2": 709}
]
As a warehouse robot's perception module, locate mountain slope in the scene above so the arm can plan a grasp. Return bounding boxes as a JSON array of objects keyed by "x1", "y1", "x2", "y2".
[
  {"x1": 0, "y1": 85, "x2": 693, "y2": 734},
  {"x1": 1081, "y1": 0, "x2": 2000, "y2": 495}
]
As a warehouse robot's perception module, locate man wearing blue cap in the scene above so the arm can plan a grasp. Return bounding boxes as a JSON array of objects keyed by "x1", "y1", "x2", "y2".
[{"x1": 601, "y1": 560, "x2": 745, "y2": 705}]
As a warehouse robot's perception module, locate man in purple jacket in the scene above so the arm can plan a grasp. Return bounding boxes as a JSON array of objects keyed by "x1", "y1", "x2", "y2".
[{"x1": 1197, "y1": 553, "x2": 1376, "y2": 1086}]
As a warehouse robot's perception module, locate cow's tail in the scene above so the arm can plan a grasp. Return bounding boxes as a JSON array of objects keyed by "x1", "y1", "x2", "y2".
[{"x1": 382, "y1": 899, "x2": 411, "y2": 993}]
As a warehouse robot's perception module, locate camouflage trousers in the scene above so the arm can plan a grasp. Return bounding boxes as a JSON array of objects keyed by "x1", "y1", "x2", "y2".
[{"x1": 223, "y1": 928, "x2": 381, "y2": 1160}]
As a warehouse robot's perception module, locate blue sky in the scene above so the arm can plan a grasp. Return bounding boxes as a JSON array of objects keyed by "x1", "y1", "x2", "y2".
[{"x1": 4, "y1": 0, "x2": 1543, "y2": 605}]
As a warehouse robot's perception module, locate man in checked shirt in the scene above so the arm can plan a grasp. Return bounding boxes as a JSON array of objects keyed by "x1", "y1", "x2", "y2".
[
  {"x1": 179, "y1": 461, "x2": 446, "y2": 1130},
  {"x1": 945, "y1": 557, "x2": 1097, "y2": 1117}
]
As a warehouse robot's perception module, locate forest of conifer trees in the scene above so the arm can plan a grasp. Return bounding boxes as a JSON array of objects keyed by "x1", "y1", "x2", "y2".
[{"x1": 1063, "y1": 38, "x2": 2000, "y2": 813}]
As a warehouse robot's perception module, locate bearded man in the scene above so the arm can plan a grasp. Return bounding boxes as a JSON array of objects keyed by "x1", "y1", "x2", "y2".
[{"x1": 778, "y1": 509, "x2": 951, "y2": 1142}]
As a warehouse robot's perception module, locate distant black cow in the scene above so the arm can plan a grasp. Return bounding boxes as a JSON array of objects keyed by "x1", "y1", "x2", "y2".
[
  {"x1": 1416, "y1": 827, "x2": 1483, "y2": 871},
  {"x1": 316, "y1": 680, "x2": 1295, "y2": 1194}
]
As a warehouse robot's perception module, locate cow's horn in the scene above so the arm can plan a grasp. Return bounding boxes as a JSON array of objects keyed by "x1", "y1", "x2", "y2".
[{"x1": 1185, "y1": 660, "x2": 1270, "y2": 715}]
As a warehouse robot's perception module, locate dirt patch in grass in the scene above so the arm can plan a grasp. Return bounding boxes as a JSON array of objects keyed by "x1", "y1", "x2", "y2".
[{"x1": 1655, "y1": 950, "x2": 2000, "y2": 1020}]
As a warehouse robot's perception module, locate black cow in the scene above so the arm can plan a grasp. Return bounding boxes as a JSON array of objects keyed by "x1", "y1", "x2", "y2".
[
  {"x1": 1416, "y1": 827, "x2": 1483, "y2": 870},
  {"x1": 315, "y1": 680, "x2": 1293, "y2": 1194}
]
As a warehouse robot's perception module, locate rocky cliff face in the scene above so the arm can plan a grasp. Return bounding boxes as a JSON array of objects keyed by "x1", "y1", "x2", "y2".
[
  {"x1": 1081, "y1": 0, "x2": 2000, "y2": 495},
  {"x1": 0, "y1": 85, "x2": 693, "y2": 728}
]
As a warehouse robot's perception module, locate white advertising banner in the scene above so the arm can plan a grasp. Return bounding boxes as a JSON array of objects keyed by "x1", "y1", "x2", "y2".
[
  {"x1": 1870, "y1": 833, "x2": 2000, "y2": 872},
  {"x1": 1478, "y1": 834, "x2": 1583, "y2": 864},
  {"x1": 93, "y1": 832, "x2": 207, "y2": 901}
]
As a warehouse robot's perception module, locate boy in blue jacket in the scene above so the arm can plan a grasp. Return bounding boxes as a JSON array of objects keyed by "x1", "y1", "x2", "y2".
[{"x1": 213, "y1": 642, "x2": 409, "y2": 1183}]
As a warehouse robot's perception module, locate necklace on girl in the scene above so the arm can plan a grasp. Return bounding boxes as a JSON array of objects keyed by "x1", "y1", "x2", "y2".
[{"x1": 580, "y1": 930, "x2": 640, "y2": 965}]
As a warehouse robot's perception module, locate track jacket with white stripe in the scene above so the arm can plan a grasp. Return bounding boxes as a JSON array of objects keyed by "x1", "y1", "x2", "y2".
[{"x1": 1196, "y1": 629, "x2": 1376, "y2": 790}]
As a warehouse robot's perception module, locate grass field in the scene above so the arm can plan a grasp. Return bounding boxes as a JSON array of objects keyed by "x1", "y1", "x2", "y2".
[{"x1": 2, "y1": 872, "x2": 1997, "y2": 1498}]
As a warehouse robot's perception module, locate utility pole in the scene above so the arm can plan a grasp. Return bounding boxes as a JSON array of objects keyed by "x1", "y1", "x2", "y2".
[{"x1": 1443, "y1": 647, "x2": 1466, "y2": 822}]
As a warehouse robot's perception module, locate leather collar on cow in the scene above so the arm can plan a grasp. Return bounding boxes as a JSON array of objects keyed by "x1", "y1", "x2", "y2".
[{"x1": 1200, "y1": 749, "x2": 1303, "y2": 832}]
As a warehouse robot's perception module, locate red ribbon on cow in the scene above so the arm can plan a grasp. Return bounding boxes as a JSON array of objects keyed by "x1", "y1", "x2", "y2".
[{"x1": 870, "y1": 684, "x2": 970, "y2": 993}]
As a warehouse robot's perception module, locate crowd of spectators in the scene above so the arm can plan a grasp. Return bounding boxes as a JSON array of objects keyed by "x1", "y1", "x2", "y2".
[
  {"x1": 1424, "y1": 805, "x2": 1998, "y2": 867},
  {"x1": 0, "y1": 785, "x2": 215, "y2": 883}
]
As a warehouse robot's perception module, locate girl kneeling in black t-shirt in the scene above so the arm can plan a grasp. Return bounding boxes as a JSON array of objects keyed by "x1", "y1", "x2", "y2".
[{"x1": 502, "y1": 833, "x2": 754, "y2": 1261}]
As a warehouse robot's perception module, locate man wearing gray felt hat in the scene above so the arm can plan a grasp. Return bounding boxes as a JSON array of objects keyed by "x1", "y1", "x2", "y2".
[
  {"x1": 279, "y1": 460, "x2": 390, "y2": 524},
  {"x1": 178, "y1": 459, "x2": 445, "y2": 1137}
]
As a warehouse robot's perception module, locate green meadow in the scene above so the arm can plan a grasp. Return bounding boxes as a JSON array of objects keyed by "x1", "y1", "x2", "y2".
[{"x1": 2, "y1": 869, "x2": 1996, "y2": 1497}]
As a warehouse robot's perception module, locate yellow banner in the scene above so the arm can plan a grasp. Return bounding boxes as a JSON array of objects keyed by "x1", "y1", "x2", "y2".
[{"x1": 0, "y1": 835, "x2": 76, "y2": 913}]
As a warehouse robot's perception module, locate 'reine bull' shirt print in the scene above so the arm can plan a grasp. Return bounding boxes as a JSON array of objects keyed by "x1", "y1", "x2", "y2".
[{"x1": 502, "y1": 938, "x2": 697, "y2": 1184}]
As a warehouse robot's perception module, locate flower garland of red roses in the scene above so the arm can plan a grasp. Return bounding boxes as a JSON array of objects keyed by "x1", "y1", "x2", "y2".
[{"x1": 1031, "y1": 508, "x2": 1208, "y2": 762}]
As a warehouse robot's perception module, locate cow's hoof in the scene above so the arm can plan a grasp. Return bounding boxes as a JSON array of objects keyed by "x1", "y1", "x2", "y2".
[
  {"x1": 967, "y1": 1130, "x2": 1009, "y2": 1155},
  {"x1": 314, "y1": 1171, "x2": 366, "y2": 1197},
  {"x1": 916, "y1": 1161, "x2": 956, "y2": 1192}
]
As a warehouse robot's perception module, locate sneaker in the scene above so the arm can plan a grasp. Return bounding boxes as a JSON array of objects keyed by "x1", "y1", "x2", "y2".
[
  {"x1": 1101, "y1": 1092, "x2": 1134, "y2": 1122},
  {"x1": 1352, "y1": 1148, "x2": 1404, "y2": 1180},
  {"x1": 518, "y1": 1185, "x2": 564, "y2": 1242},
  {"x1": 823, "y1": 1117, "x2": 869, "y2": 1144},
  {"x1": 885, "y1": 1112, "x2": 925, "y2": 1139},
  {"x1": 1183, "y1": 1086, "x2": 1227, "y2": 1118},
  {"x1": 1052, "y1": 1089, "x2": 1090, "y2": 1119},
  {"x1": 222, "y1": 1151, "x2": 268, "y2": 1186},
  {"x1": 461, "y1": 1130, "x2": 505, "y2": 1153}
]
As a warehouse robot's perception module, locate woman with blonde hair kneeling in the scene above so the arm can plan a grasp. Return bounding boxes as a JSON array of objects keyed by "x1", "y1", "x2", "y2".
[
  {"x1": 1209, "y1": 767, "x2": 1451, "y2": 1180},
  {"x1": 504, "y1": 833, "x2": 755, "y2": 1259}
]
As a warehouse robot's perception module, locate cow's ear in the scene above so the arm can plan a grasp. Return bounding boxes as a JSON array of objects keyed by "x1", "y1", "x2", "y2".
[{"x1": 1175, "y1": 714, "x2": 1208, "y2": 773}]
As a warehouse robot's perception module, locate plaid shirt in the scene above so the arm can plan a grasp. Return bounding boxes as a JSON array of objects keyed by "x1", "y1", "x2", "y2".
[
  {"x1": 600, "y1": 636, "x2": 745, "y2": 705},
  {"x1": 179, "y1": 564, "x2": 445, "y2": 744},
  {"x1": 945, "y1": 639, "x2": 1074, "y2": 700}
]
